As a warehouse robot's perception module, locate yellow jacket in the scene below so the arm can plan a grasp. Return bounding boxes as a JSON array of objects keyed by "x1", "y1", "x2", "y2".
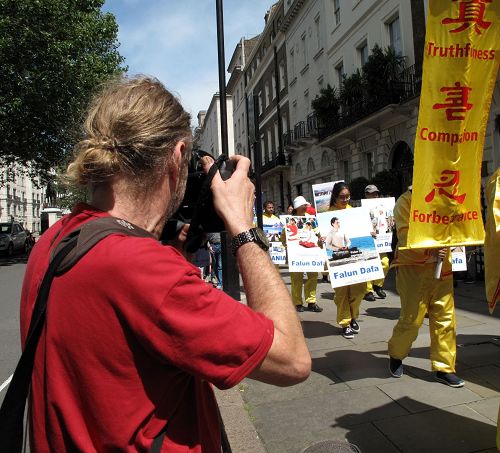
[
  {"x1": 485, "y1": 167, "x2": 500, "y2": 313},
  {"x1": 392, "y1": 190, "x2": 452, "y2": 276}
]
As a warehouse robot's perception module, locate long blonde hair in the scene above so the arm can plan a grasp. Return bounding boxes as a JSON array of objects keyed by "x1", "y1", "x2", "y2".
[{"x1": 64, "y1": 75, "x2": 192, "y2": 195}]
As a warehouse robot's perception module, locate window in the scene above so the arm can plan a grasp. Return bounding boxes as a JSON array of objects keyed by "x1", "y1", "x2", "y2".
[
  {"x1": 289, "y1": 49, "x2": 295, "y2": 80},
  {"x1": 265, "y1": 82, "x2": 270, "y2": 107},
  {"x1": 334, "y1": 0, "x2": 340, "y2": 25},
  {"x1": 258, "y1": 91, "x2": 263, "y2": 115},
  {"x1": 343, "y1": 160, "x2": 350, "y2": 182},
  {"x1": 388, "y1": 16, "x2": 402, "y2": 56},
  {"x1": 358, "y1": 42, "x2": 368, "y2": 66},
  {"x1": 315, "y1": 16, "x2": 321, "y2": 51},
  {"x1": 272, "y1": 75, "x2": 277, "y2": 99},
  {"x1": 295, "y1": 164, "x2": 303, "y2": 177},
  {"x1": 267, "y1": 129, "x2": 273, "y2": 160},
  {"x1": 274, "y1": 122, "x2": 280, "y2": 152},
  {"x1": 321, "y1": 151, "x2": 330, "y2": 168},
  {"x1": 307, "y1": 158, "x2": 315, "y2": 173},
  {"x1": 366, "y1": 152, "x2": 374, "y2": 179},
  {"x1": 279, "y1": 61, "x2": 286, "y2": 89},
  {"x1": 260, "y1": 135, "x2": 266, "y2": 165},
  {"x1": 335, "y1": 61, "x2": 344, "y2": 88},
  {"x1": 241, "y1": 112, "x2": 245, "y2": 135},
  {"x1": 301, "y1": 33, "x2": 307, "y2": 67}
]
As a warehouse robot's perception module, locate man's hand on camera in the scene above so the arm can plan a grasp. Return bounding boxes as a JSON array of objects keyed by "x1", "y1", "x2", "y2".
[{"x1": 201, "y1": 155, "x2": 255, "y2": 237}]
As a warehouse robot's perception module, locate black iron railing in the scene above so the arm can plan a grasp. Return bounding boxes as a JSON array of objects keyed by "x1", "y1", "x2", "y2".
[
  {"x1": 261, "y1": 152, "x2": 290, "y2": 173},
  {"x1": 317, "y1": 64, "x2": 422, "y2": 141}
]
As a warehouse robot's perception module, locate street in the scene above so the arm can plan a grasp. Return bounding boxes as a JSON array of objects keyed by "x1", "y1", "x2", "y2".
[{"x1": 0, "y1": 253, "x2": 27, "y2": 406}]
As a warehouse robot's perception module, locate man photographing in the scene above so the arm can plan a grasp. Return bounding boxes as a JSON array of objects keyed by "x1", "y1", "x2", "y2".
[{"x1": 19, "y1": 76, "x2": 311, "y2": 452}]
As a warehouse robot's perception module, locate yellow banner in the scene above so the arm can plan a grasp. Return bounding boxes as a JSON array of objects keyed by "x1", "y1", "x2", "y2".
[{"x1": 408, "y1": 0, "x2": 500, "y2": 249}]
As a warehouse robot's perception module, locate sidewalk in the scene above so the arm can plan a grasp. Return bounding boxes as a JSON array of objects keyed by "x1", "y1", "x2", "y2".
[{"x1": 216, "y1": 269, "x2": 500, "y2": 453}]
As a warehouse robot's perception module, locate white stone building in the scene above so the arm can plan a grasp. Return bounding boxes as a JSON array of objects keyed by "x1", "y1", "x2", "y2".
[
  {"x1": 0, "y1": 165, "x2": 46, "y2": 233},
  {"x1": 194, "y1": 94, "x2": 234, "y2": 157}
]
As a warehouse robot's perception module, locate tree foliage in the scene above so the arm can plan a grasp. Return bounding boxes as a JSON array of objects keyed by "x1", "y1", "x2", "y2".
[
  {"x1": 311, "y1": 84, "x2": 340, "y2": 127},
  {"x1": 0, "y1": 0, "x2": 126, "y2": 183},
  {"x1": 371, "y1": 169, "x2": 402, "y2": 198}
]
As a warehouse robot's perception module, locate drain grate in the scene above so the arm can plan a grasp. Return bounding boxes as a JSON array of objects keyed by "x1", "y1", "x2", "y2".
[{"x1": 301, "y1": 440, "x2": 361, "y2": 453}]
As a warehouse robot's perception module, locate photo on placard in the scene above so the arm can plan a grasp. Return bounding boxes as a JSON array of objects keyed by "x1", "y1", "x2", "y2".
[
  {"x1": 360, "y1": 197, "x2": 396, "y2": 253},
  {"x1": 317, "y1": 207, "x2": 384, "y2": 287},
  {"x1": 312, "y1": 180, "x2": 344, "y2": 214},
  {"x1": 281, "y1": 215, "x2": 326, "y2": 272}
]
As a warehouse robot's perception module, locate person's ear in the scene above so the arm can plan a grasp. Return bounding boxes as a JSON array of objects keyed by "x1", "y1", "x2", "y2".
[{"x1": 170, "y1": 140, "x2": 187, "y2": 188}]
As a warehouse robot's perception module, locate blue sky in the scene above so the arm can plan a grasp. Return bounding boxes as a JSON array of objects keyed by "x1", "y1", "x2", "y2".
[{"x1": 102, "y1": 0, "x2": 276, "y2": 125}]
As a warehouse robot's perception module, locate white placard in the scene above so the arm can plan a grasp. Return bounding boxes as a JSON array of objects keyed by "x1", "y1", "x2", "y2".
[
  {"x1": 360, "y1": 197, "x2": 396, "y2": 253},
  {"x1": 281, "y1": 215, "x2": 327, "y2": 272},
  {"x1": 269, "y1": 241, "x2": 287, "y2": 265},
  {"x1": 317, "y1": 208, "x2": 384, "y2": 288},
  {"x1": 312, "y1": 180, "x2": 344, "y2": 214},
  {"x1": 451, "y1": 246, "x2": 467, "y2": 272}
]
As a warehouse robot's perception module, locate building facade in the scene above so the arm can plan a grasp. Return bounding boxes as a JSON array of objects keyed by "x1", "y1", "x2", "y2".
[
  {"x1": 243, "y1": 2, "x2": 292, "y2": 212},
  {"x1": 194, "y1": 94, "x2": 234, "y2": 157},
  {"x1": 0, "y1": 166, "x2": 45, "y2": 233}
]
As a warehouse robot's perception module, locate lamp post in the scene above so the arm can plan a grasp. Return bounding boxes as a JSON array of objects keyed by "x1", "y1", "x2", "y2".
[{"x1": 215, "y1": 0, "x2": 240, "y2": 301}]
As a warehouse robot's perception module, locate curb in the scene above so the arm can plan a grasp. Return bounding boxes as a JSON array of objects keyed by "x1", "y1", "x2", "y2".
[{"x1": 214, "y1": 385, "x2": 267, "y2": 453}]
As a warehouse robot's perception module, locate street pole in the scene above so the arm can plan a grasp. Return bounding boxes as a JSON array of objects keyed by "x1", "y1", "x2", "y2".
[
  {"x1": 253, "y1": 95, "x2": 263, "y2": 230},
  {"x1": 216, "y1": 0, "x2": 240, "y2": 300}
]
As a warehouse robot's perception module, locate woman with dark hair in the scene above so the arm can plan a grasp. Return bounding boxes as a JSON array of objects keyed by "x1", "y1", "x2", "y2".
[{"x1": 328, "y1": 182, "x2": 367, "y2": 339}]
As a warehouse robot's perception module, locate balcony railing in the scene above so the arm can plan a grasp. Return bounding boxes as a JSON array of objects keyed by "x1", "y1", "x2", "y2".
[
  {"x1": 261, "y1": 152, "x2": 290, "y2": 174},
  {"x1": 318, "y1": 63, "x2": 422, "y2": 141}
]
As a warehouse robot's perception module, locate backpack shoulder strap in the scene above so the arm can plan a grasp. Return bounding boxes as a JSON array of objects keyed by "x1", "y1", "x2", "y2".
[
  {"x1": 53, "y1": 216, "x2": 155, "y2": 275},
  {"x1": 0, "y1": 216, "x2": 154, "y2": 453}
]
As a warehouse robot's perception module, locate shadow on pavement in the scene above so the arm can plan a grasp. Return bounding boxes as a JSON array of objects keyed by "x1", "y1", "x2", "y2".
[
  {"x1": 334, "y1": 397, "x2": 497, "y2": 452},
  {"x1": 301, "y1": 320, "x2": 340, "y2": 338},
  {"x1": 311, "y1": 336, "x2": 500, "y2": 393},
  {"x1": 0, "y1": 253, "x2": 29, "y2": 267},
  {"x1": 364, "y1": 306, "x2": 401, "y2": 320}
]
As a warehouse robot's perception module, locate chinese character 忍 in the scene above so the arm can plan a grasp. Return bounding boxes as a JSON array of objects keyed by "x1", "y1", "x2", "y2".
[
  {"x1": 425, "y1": 170, "x2": 466, "y2": 204},
  {"x1": 442, "y1": 1, "x2": 492, "y2": 35},
  {"x1": 432, "y1": 82, "x2": 473, "y2": 121}
]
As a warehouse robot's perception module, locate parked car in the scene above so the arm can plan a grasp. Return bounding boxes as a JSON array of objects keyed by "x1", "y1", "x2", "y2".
[{"x1": 0, "y1": 222, "x2": 29, "y2": 256}]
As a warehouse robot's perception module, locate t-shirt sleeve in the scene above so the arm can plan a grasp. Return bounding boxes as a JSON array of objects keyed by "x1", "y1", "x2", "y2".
[
  {"x1": 103, "y1": 238, "x2": 274, "y2": 390},
  {"x1": 154, "y1": 273, "x2": 274, "y2": 389}
]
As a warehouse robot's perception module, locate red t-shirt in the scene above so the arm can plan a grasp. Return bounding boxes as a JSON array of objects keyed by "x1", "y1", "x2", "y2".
[{"x1": 20, "y1": 204, "x2": 274, "y2": 452}]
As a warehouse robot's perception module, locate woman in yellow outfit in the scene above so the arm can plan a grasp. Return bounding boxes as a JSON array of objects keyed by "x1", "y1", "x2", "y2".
[
  {"x1": 289, "y1": 196, "x2": 323, "y2": 313},
  {"x1": 328, "y1": 182, "x2": 367, "y2": 339},
  {"x1": 388, "y1": 189, "x2": 464, "y2": 388}
]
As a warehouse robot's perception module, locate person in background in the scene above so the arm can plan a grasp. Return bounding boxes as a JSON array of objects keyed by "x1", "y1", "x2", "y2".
[
  {"x1": 207, "y1": 232, "x2": 222, "y2": 289},
  {"x1": 288, "y1": 195, "x2": 323, "y2": 313},
  {"x1": 287, "y1": 204, "x2": 294, "y2": 215},
  {"x1": 388, "y1": 188, "x2": 464, "y2": 388},
  {"x1": 19, "y1": 76, "x2": 311, "y2": 452},
  {"x1": 262, "y1": 200, "x2": 282, "y2": 241},
  {"x1": 306, "y1": 203, "x2": 316, "y2": 216},
  {"x1": 328, "y1": 182, "x2": 366, "y2": 339},
  {"x1": 363, "y1": 184, "x2": 389, "y2": 301}
]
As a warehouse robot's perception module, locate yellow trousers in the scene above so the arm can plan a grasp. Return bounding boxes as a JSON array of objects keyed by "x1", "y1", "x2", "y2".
[
  {"x1": 388, "y1": 264, "x2": 457, "y2": 373},
  {"x1": 366, "y1": 253, "x2": 390, "y2": 291},
  {"x1": 290, "y1": 272, "x2": 317, "y2": 305},
  {"x1": 334, "y1": 282, "x2": 367, "y2": 326}
]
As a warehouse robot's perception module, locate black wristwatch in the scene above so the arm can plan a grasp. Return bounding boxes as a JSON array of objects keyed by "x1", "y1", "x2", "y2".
[{"x1": 231, "y1": 228, "x2": 270, "y2": 256}]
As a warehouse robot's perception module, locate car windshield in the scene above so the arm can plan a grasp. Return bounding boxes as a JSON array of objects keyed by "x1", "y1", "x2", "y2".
[{"x1": 0, "y1": 223, "x2": 12, "y2": 234}]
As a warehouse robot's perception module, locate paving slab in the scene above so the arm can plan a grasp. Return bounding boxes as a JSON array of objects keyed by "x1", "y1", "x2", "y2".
[
  {"x1": 374, "y1": 404, "x2": 497, "y2": 452},
  {"x1": 377, "y1": 375, "x2": 483, "y2": 413},
  {"x1": 457, "y1": 343, "x2": 500, "y2": 368},
  {"x1": 263, "y1": 422, "x2": 399, "y2": 453},
  {"x1": 241, "y1": 369, "x2": 349, "y2": 406},
  {"x1": 250, "y1": 387, "x2": 409, "y2": 444},
  {"x1": 468, "y1": 397, "x2": 500, "y2": 424}
]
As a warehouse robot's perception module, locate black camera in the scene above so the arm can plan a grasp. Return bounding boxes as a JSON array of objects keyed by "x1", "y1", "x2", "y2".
[{"x1": 160, "y1": 149, "x2": 234, "y2": 252}]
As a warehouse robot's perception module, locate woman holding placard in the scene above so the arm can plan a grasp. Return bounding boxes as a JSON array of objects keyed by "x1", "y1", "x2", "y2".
[{"x1": 328, "y1": 182, "x2": 367, "y2": 339}]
